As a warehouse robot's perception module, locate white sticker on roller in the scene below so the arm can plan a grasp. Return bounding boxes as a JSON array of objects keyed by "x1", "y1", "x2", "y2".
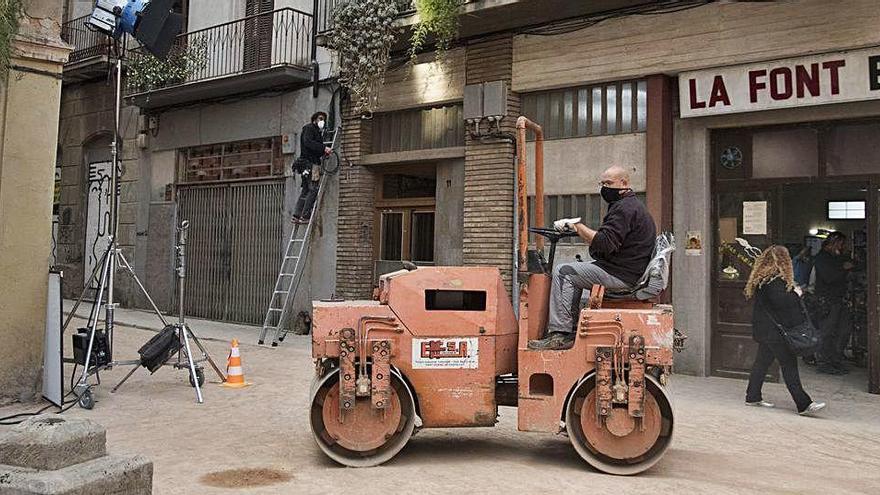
[
  {"x1": 412, "y1": 338, "x2": 479, "y2": 369},
  {"x1": 646, "y1": 314, "x2": 661, "y2": 326}
]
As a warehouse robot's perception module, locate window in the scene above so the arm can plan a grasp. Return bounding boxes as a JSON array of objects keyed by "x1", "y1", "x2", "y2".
[
  {"x1": 376, "y1": 165, "x2": 437, "y2": 263},
  {"x1": 425, "y1": 290, "x2": 487, "y2": 311},
  {"x1": 827, "y1": 201, "x2": 866, "y2": 220},
  {"x1": 179, "y1": 137, "x2": 283, "y2": 184},
  {"x1": 522, "y1": 80, "x2": 647, "y2": 139},
  {"x1": 382, "y1": 173, "x2": 437, "y2": 199},
  {"x1": 372, "y1": 105, "x2": 465, "y2": 154}
]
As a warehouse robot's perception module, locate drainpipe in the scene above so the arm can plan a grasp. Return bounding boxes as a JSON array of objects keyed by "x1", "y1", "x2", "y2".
[{"x1": 311, "y1": 0, "x2": 320, "y2": 97}]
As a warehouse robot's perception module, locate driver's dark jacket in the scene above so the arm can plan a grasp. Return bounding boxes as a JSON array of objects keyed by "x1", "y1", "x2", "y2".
[{"x1": 589, "y1": 193, "x2": 656, "y2": 286}]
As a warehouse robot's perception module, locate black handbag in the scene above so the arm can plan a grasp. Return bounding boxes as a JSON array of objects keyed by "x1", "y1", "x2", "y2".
[{"x1": 759, "y1": 296, "x2": 820, "y2": 356}]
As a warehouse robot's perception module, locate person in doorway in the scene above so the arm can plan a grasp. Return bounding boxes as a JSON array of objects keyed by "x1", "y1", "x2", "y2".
[
  {"x1": 813, "y1": 232, "x2": 854, "y2": 375},
  {"x1": 744, "y1": 245, "x2": 826, "y2": 416},
  {"x1": 528, "y1": 165, "x2": 656, "y2": 351},
  {"x1": 292, "y1": 111, "x2": 332, "y2": 224},
  {"x1": 792, "y1": 244, "x2": 814, "y2": 288}
]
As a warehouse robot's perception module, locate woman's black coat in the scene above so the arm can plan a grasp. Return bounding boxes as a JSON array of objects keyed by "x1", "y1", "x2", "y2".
[{"x1": 751, "y1": 278, "x2": 805, "y2": 344}]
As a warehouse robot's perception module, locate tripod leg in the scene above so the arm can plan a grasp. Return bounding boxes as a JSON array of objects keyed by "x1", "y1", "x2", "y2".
[
  {"x1": 111, "y1": 364, "x2": 139, "y2": 393},
  {"x1": 180, "y1": 325, "x2": 203, "y2": 403},
  {"x1": 187, "y1": 327, "x2": 226, "y2": 382},
  {"x1": 77, "y1": 244, "x2": 114, "y2": 391},
  {"x1": 117, "y1": 251, "x2": 169, "y2": 327}
]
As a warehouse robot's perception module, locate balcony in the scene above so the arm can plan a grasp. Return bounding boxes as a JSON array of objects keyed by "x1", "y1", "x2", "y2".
[
  {"x1": 317, "y1": 0, "x2": 654, "y2": 47},
  {"x1": 125, "y1": 8, "x2": 314, "y2": 110},
  {"x1": 61, "y1": 14, "x2": 112, "y2": 83}
]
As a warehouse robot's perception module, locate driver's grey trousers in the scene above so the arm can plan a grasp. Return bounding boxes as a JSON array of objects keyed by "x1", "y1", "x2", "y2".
[{"x1": 548, "y1": 261, "x2": 630, "y2": 334}]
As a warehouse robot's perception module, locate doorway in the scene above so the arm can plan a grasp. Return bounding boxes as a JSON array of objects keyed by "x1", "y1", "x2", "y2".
[{"x1": 710, "y1": 121, "x2": 880, "y2": 393}]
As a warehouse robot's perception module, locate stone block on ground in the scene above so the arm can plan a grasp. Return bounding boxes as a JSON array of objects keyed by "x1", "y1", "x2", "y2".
[{"x1": 0, "y1": 415, "x2": 153, "y2": 495}]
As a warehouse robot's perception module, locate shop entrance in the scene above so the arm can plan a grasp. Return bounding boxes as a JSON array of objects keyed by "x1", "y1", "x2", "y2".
[{"x1": 710, "y1": 121, "x2": 880, "y2": 394}]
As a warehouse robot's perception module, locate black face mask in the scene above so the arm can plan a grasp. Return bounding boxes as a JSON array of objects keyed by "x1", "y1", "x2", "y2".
[{"x1": 601, "y1": 186, "x2": 626, "y2": 203}]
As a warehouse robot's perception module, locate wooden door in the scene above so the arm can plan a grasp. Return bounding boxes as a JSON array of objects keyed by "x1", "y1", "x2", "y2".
[{"x1": 710, "y1": 129, "x2": 778, "y2": 379}]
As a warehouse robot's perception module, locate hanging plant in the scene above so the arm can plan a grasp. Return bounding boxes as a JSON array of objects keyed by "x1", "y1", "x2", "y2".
[
  {"x1": 328, "y1": 0, "x2": 401, "y2": 114},
  {"x1": 126, "y1": 37, "x2": 209, "y2": 93},
  {"x1": 0, "y1": 0, "x2": 23, "y2": 78},
  {"x1": 410, "y1": 0, "x2": 460, "y2": 59}
]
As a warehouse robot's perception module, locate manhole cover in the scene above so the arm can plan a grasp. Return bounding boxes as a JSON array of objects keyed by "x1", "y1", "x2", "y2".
[{"x1": 200, "y1": 468, "x2": 292, "y2": 488}]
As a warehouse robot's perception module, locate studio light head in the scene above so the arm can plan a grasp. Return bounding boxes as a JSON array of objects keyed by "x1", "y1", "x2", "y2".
[{"x1": 87, "y1": 0, "x2": 184, "y2": 60}]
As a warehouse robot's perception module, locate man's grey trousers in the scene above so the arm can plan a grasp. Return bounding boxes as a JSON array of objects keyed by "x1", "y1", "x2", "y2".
[{"x1": 548, "y1": 261, "x2": 630, "y2": 334}]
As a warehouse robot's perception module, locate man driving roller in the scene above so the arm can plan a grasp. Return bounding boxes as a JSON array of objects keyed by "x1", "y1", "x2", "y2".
[{"x1": 529, "y1": 165, "x2": 657, "y2": 351}]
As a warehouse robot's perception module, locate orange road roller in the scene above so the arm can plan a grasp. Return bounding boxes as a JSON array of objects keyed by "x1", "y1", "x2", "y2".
[{"x1": 309, "y1": 117, "x2": 682, "y2": 474}]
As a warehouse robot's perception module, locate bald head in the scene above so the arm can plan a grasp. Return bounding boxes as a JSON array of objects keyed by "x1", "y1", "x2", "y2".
[{"x1": 600, "y1": 165, "x2": 631, "y2": 190}]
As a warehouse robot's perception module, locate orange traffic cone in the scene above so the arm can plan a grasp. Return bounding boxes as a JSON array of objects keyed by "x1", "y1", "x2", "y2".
[{"x1": 222, "y1": 339, "x2": 251, "y2": 388}]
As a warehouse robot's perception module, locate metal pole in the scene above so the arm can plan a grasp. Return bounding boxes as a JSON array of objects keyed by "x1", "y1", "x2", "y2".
[
  {"x1": 105, "y1": 54, "x2": 123, "y2": 356},
  {"x1": 512, "y1": 143, "x2": 520, "y2": 320}
]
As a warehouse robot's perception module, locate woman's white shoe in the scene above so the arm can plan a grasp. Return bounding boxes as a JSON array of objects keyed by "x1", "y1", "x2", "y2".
[
  {"x1": 799, "y1": 402, "x2": 827, "y2": 416},
  {"x1": 745, "y1": 400, "x2": 775, "y2": 408}
]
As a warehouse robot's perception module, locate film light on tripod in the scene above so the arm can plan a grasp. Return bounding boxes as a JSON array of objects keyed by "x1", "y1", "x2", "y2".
[{"x1": 86, "y1": 0, "x2": 184, "y2": 59}]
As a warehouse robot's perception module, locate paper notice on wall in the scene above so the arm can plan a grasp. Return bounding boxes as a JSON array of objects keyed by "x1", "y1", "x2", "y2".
[
  {"x1": 742, "y1": 201, "x2": 767, "y2": 235},
  {"x1": 685, "y1": 231, "x2": 703, "y2": 256},
  {"x1": 719, "y1": 217, "x2": 738, "y2": 243}
]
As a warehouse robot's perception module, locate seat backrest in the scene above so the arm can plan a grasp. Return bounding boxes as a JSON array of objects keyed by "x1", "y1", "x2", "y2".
[{"x1": 633, "y1": 232, "x2": 675, "y2": 300}]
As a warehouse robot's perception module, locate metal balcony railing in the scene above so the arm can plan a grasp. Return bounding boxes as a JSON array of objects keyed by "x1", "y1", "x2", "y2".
[
  {"x1": 126, "y1": 8, "x2": 314, "y2": 95},
  {"x1": 61, "y1": 14, "x2": 110, "y2": 64}
]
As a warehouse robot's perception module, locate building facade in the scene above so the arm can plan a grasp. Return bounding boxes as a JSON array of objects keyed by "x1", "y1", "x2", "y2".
[
  {"x1": 0, "y1": 0, "x2": 70, "y2": 404},
  {"x1": 324, "y1": 0, "x2": 879, "y2": 392},
  {"x1": 51, "y1": 0, "x2": 880, "y2": 395},
  {"x1": 57, "y1": 0, "x2": 336, "y2": 328}
]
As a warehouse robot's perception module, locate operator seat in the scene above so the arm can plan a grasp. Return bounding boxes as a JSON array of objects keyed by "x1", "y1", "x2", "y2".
[{"x1": 602, "y1": 232, "x2": 675, "y2": 301}]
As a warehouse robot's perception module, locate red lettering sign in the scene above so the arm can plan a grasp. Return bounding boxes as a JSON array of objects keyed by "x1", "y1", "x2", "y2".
[
  {"x1": 796, "y1": 63, "x2": 820, "y2": 98},
  {"x1": 688, "y1": 78, "x2": 706, "y2": 109},
  {"x1": 708, "y1": 75, "x2": 731, "y2": 107},
  {"x1": 749, "y1": 69, "x2": 767, "y2": 103},
  {"x1": 769, "y1": 67, "x2": 793, "y2": 100},
  {"x1": 822, "y1": 59, "x2": 845, "y2": 95}
]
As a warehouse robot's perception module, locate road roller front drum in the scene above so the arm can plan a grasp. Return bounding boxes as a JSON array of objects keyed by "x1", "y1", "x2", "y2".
[
  {"x1": 565, "y1": 373, "x2": 674, "y2": 475},
  {"x1": 309, "y1": 367, "x2": 417, "y2": 467}
]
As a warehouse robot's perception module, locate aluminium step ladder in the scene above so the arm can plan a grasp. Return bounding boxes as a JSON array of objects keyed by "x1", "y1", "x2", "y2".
[
  {"x1": 258, "y1": 129, "x2": 338, "y2": 347},
  {"x1": 257, "y1": 174, "x2": 328, "y2": 347}
]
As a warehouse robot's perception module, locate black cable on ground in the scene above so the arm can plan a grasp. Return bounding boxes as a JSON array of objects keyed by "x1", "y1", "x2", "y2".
[{"x1": 0, "y1": 391, "x2": 79, "y2": 426}]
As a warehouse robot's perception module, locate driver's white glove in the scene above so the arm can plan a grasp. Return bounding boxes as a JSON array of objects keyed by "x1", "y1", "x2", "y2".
[{"x1": 553, "y1": 217, "x2": 581, "y2": 232}]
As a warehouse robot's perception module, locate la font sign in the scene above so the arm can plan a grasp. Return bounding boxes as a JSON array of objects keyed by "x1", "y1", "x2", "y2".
[{"x1": 679, "y1": 47, "x2": 880, "y2": 118}]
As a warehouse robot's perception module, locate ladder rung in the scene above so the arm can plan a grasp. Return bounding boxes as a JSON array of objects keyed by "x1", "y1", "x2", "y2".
[
  {"x1": 274, "y1": 290, "x2": 289, "y2": 294},
  {"x1": 267, "y1": 308, "x2": 282, "y2": 312}
]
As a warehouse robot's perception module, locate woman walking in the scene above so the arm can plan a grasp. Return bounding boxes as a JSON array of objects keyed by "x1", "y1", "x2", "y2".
[{"x1": 744, "y1": 245, "x2": 826, "y2": 416}]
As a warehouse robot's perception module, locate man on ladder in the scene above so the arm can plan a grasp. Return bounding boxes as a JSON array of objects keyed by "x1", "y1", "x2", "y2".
[
  {"x1": 292, "y1": 111, "x2": 331, "y2": 224},
  {"x1": 258, "y1": 113, "x2": 339, "y2": 346}
]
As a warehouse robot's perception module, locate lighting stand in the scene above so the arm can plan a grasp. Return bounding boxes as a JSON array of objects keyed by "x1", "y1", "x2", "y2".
[{"x1": 109, "y1": 221, "x2": 227, "y2": 402}]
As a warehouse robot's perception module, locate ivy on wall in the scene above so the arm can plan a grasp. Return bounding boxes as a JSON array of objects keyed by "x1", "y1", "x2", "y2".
[
  {"x1": 329, "y1": 0, "x2": 462, "y2": 114},
  {"x1": 126, "y1": 38, "x2": 209, "y2": 93},
  {"x1": 329, "y1": 0, "x2": 402, "y2": 114},
  {"x1": 410, "y1": 0, "x2": 460, "y2": 58},
  {"x1": 0, "y1": 0, "x2": 22, "y2": 79}
]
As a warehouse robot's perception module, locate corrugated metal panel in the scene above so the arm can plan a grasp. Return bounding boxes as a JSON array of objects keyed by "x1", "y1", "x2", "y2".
[
  {"x1": 372, "y1": 105, "x2": 465, "y2": 154},
  {"x1": 177, "y1": 181, "x2": 283, "y2": 324},
  {"x1": 522, "y1": 80, "x2": 646, "y2": 140}
]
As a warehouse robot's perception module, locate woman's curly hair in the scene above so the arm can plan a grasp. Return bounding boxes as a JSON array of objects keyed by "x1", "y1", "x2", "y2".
[{"x1": 743, "y1": 245, "x2": 795, "y2": 299}]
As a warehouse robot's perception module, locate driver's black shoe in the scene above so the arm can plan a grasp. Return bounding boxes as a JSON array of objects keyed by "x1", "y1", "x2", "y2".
[{"x1": 528, "y1": 332, "x2": 575, "y2": 351}]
